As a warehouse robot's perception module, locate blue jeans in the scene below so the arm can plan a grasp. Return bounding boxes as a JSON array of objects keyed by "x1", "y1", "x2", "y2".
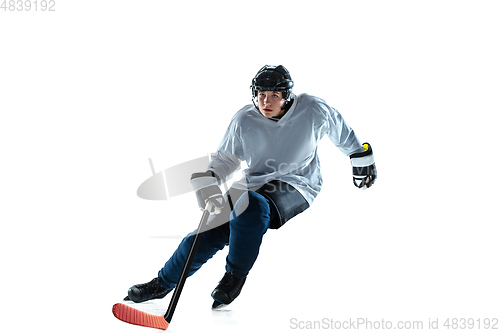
[{"x1": 158, "y1": 190, "x2": 277, "y2": 289}]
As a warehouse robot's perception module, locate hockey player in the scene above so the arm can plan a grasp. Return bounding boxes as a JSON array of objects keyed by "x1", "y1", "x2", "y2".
[{"x1": 124, "y1": 65, "x2": 377, "y2": 308}]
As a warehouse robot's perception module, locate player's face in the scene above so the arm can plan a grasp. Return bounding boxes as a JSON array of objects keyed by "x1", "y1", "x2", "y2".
[{"x1": 257, "y1": 91, "x2": 286, "y2": 118}]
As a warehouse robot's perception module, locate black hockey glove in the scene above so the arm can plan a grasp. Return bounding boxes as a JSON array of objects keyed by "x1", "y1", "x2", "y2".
[
  {"x1": 190, "y1": 171, "x2": 225, "y2": 213},
  {"x1": 349, "y1": 142, "x2": 377, "y2": 189}
]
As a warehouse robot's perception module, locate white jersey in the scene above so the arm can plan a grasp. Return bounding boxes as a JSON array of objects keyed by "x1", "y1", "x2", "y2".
[{"x1": 208, "y1": 93, "x2": 364, "y2": 205}]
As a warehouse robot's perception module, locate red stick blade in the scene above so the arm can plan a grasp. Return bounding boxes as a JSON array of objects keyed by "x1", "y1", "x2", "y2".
[{"x1": 112, "y1": 303, "x2": 169, "y2": 330}]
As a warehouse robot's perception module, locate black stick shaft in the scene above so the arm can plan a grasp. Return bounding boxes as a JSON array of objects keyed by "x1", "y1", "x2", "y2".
[{"x1": 164, "y1": 207, "x2": 211, "y2": 323}]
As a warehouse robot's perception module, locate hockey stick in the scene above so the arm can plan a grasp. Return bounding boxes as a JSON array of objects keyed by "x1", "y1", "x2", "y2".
[{"x1": 112, "y1": 201, "x2": 214, "y2": 330}]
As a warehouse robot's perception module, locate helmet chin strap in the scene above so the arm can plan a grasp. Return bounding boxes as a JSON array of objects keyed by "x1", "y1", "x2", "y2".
[
  {"x1": 281, "y1": 97, "x2": 293, "y2": 112},
  {"x1": 252, "y1": 97, "x2": 259, "y2": 111},
  {"x1": 280, "y1": 99, "x2": 287, "y2": 111}
]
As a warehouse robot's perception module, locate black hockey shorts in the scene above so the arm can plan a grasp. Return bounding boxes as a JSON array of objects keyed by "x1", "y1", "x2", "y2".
[{"x1": 255, "y1": 180, "x2": 310, "y2": 229}]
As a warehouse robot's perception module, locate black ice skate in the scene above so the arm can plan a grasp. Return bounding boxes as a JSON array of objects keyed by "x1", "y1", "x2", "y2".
[
  {"x1": 124, "y1": 277, "x2": 172, "y2": 303},
  {"x1": 211, "y1": 271, "x2": 246, "y2": 309}
]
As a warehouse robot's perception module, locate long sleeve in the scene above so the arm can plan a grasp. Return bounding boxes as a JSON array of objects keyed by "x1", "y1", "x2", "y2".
[
  {"x1": 318, "y1": 99, "x2": 364, "y2": 156},
  {"x1": 208, "y1": 116, "x2": 244, "y2": 183}
]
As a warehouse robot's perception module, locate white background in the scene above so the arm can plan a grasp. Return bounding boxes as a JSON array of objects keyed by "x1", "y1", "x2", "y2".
[{"x1": 1, "y1": 1, "x2": 499, "y2": 332}]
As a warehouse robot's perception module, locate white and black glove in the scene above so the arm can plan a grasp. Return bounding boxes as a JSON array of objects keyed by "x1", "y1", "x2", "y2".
[
  {"x1": 349, "y1": 142, "x2": 377, "y2": 189},
  {"x1": 190, "y1": 171, "x2": 225, "y2": 213}
]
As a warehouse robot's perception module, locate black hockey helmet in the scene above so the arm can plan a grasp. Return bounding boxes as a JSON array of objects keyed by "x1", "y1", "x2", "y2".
[{"x1": 251, "y1": 65, "x2": 294, "y2": 101}]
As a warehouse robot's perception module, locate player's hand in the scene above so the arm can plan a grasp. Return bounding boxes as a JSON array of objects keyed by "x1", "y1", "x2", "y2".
[
  {"x1": 190, "y1": 171, "x2": 225, "y2": 213},
  {"x1": 349, "y1": 143, "x2": 377, "y2": 189}
]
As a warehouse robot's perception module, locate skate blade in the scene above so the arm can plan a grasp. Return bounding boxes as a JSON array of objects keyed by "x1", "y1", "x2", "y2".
[{"x1": 211, "y1": 299, "x2": 228, "y2": 310}]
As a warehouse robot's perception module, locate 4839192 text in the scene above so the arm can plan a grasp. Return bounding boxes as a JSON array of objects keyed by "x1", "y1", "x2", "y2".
[{"x1": 1, "y1": 0, "x2": 55, "y2": 11}]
